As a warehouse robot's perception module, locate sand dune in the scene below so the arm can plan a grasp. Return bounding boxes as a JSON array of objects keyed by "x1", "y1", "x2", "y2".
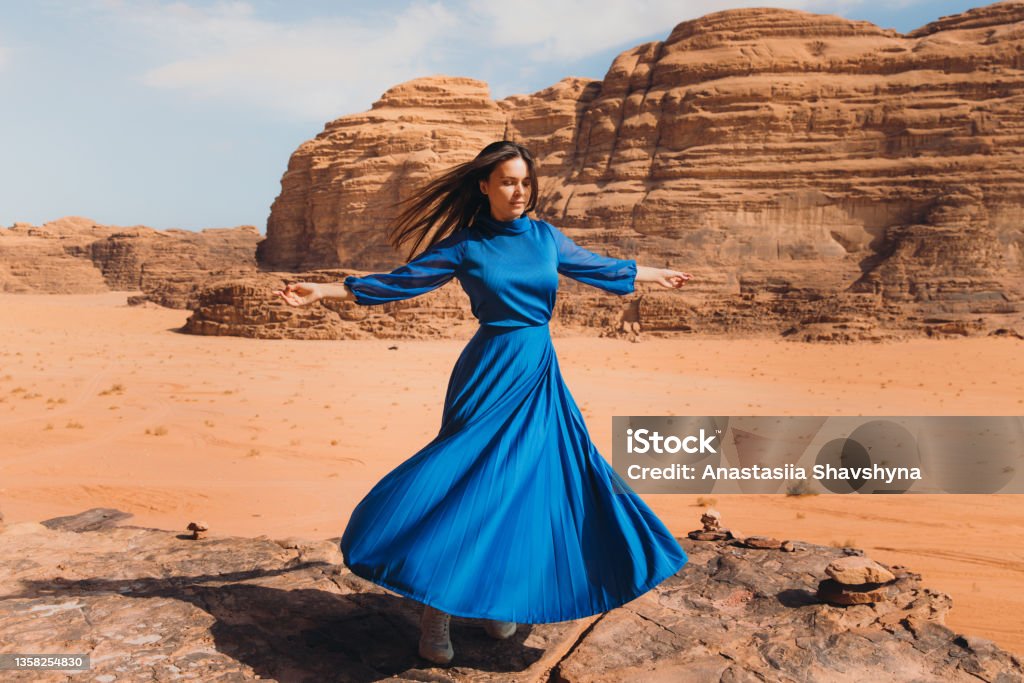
[{"x1": 1, "y1": 292, "x2": 1022, "y2": 654}]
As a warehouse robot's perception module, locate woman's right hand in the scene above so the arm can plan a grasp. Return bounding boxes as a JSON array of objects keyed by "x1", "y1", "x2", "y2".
[{"x1": 275, "y1": 282, "x2": 323, "y2": 307}]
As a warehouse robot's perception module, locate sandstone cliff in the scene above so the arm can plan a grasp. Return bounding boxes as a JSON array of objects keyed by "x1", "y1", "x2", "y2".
[
  {"x1": 0, "y1": 218, "x2": 260, "y2": 308},
  {"x1": 257, "y1": 2, "x2": 1024, "y2": 340},
  {"x1": 0, "y1": 217, "x2": 122, "y2": 294},
  {"x1": 1, "y1": 508, "x2": 1020, "y2": 681}
]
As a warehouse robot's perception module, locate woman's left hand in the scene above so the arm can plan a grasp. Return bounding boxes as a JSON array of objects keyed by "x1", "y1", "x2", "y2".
[
  {"x1": 660, "y1": 269, "x2": 692, "y2": 289},
  {"x1": 637, "y1": 266, "x2": 692, "y2": 289}
]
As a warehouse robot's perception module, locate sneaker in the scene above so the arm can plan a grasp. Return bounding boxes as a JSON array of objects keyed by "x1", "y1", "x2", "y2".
[
  {"x1": 483, "y1": 619, "x2": 517, "y2": 640},
  {"x1": 418, "y1": 605, "x2": 454, "y2": 665}
]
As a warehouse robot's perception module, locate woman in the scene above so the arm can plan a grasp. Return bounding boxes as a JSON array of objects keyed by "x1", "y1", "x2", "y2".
[{"x1": 276, "y1": 140, "x2": 691, "y2": 666}]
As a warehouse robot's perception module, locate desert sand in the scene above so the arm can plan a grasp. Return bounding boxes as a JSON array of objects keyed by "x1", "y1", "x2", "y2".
[{"x1": 1, "y1": 291, "x2": 1022, "y2": 654}]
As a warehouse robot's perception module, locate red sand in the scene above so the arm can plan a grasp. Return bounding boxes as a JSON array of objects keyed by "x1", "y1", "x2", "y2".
[{"x1": 1, "y1": 292, "x2": 1022, "y2": 654}]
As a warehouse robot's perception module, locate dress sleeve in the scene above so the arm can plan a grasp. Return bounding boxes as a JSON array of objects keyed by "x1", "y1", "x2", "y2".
[
  {"x1": 546, "y1": 222, "x2": 637, "y2": 295},
  {"x1": 344, "y1": 232, "x2": 465, "y2": 305}
]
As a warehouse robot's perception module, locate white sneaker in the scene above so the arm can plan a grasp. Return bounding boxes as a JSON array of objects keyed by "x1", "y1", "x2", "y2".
[
  {"x1": 418, "y1": 605, "x2": 454, "y2": 665},
  {"x1": 483, "y1": 619, "x2": 517, "y2": 640}
]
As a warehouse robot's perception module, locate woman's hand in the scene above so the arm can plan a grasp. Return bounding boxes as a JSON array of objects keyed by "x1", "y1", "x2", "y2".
[
  {"x1": 275, "y1": 282, "x2": 324, "y2": 307},
  {"x1": 636, "y1": 266, "x2": 693, "y2": 289}
]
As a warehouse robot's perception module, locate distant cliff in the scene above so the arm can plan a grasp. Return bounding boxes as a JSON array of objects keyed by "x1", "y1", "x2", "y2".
[{"x1": 0, "y1": 217, "x2": 259, "y2": 308}]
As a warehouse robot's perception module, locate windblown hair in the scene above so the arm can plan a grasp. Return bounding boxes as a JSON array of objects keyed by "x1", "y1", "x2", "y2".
[{"x1": 387, "y1": 141, "x2": 539, "y2": 260}]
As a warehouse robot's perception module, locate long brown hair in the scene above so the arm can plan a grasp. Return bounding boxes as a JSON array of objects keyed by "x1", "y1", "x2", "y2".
[{"x1": 387, "y1": 141, "x2": 539, "y2": 260}]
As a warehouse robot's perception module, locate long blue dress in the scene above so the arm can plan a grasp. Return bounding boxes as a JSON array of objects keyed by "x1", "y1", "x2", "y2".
[{"x1": 339, "y1": 213, "x2": 688, "y2": 623}]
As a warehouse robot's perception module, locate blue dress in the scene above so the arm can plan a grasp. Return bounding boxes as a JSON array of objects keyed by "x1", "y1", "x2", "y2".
[{"x1": 339, "y1": 213, "x2": 688, "y2": 623}]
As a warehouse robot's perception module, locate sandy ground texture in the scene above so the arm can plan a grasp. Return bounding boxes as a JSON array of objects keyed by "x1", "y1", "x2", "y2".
[{"x1": 1, "y1": 292, "x2": 1022, "y2": 655}]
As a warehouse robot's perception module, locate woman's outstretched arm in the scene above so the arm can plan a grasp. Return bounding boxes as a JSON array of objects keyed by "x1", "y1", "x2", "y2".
[
  {"x1": 544, "y1": 221, "x2": 692, "y2": 294},
  {"x1": 276, "y1": 230, "x2": 466, "y2": 307},
  {"x1": 635, "y1": 265, "x2": 693, "y2": 289}
]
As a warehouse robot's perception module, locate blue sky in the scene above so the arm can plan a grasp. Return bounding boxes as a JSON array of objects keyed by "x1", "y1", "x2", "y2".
[{"x1": 0, "y1": 0, "x2": 992, "y2": 232}]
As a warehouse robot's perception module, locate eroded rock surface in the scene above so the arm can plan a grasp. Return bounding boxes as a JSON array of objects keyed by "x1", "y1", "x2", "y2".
[
  {"x1": 1, "y1": 509, "x2": 1020, "y2": 682},
  {"x1": 0, "y1": 218, "x2": 121, "y2": 294},
  {"x1": 90, "y1": 225, "x2": 260, "y2": 309}
]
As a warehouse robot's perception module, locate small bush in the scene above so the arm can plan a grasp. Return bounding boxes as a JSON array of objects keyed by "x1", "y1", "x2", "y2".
[
  {"x1": 786, "y1": 480, "x2": 818, "y2": 496},
  {"x1": 99, "y1": 383, "x2": 125, "y2": 396}
]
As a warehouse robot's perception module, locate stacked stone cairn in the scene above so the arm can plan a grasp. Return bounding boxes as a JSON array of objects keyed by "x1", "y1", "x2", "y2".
[
  {"x1": 687, "y1": 509, "x2": 737, "y2": 541},
  {"x1": 817, "y1": 556, "x2": 898, "y2": 605}
]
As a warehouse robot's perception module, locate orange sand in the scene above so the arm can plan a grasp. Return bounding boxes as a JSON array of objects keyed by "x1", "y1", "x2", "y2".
[{"x1": 1, "y1": 292, "x2": 1022, "y2": 654}]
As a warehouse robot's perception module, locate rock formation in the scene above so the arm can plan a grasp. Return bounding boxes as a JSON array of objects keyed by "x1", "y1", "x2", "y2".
[
  {"x1": 255, "y1": 1, "x2": 1024, "y2": 340},
  {"x1": 185, "y1": 521, "x2": 209, "y2": 540},
  {"x1": 0, "y1": 218, "x2": 260, "y2": 308},
  {"x1": 818, "y1": 556, "x2": 900, "y2": 606},
  {"x1": 687, "y1": 508, "x2": 738, "y2": 541},
  {"x1": 0, "y1": 217, "x2": 120, "y2": 294},
  {"x1": 89, "y1": 225, "x2": 260, "y2": 309},
  {"x1": 1, "y1": 507, "x2": 1021, "y2": 681}
]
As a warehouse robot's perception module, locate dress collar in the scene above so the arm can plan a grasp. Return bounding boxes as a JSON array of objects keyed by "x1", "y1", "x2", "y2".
[{"x1": 475, "y1": 213, "x2": 533, "y2": 235}]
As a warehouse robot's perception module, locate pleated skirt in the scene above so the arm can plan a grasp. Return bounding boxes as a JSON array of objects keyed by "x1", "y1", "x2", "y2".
[{"x1": 340, "y1": 322, "x2": 688, "y2": 623}]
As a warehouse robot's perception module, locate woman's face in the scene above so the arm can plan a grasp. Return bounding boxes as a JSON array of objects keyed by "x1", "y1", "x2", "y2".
[{"x1": 480, "y1": 157, "x2": 531, "y2": 222}]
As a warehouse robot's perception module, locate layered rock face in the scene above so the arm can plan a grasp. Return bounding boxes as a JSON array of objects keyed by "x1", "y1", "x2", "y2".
[
  {"x1": 258, "y1": 2, "x2": 1024, "y2": 339},
  {"x1": 1, "y1": 508, "x2": 1021, "y2": 681},
  {"x1": 0, "y1": 218, "x2": 260, "y2": 308},
  {"x1": 89, "y1": 225, "x2": 260, "y2": 308},
  {"x1": 0, "y1": 217, "x2": 121, "y2": 294}
]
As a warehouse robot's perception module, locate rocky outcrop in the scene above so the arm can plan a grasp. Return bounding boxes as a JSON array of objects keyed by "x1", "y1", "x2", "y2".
[
  {"x1": 89, "y1": 225, "x2": 260, "y2": 308},
  {"x1": 183, "y1": 275, "x2": 366, "y2": 340},
  {"x1": 1, "y1": 508, "x2": 1021, "y2": 682},
  {"x1": 851, "y1": 188, "x2": 1018, "y2": 307},
  {"x1": 0, "y1": 218, "x2": 260, "y2": 308},
  {"x1": 0, "y1": 217, "x2": 121, "y2": 294},
  {"x1": 688, "y1": 508, "x2": 739, "y2": 541},
  {"x1": 818, "y1": 556, "x2": 899, "y2": 605},
  {"x1": 257, "y1": 2, "x2": 1024, "y2": 340}
]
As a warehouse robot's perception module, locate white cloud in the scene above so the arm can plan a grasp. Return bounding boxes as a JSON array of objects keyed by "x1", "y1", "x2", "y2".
[
  {"x1": 96, "y1": 1, "x2": 459, "y2": 121},
  {"x1": 82, "y1": 0, "x2": 936, "y2": 120},
  {"x1": 466, "y1": 0, "x2": 909, "y2": 61}
]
